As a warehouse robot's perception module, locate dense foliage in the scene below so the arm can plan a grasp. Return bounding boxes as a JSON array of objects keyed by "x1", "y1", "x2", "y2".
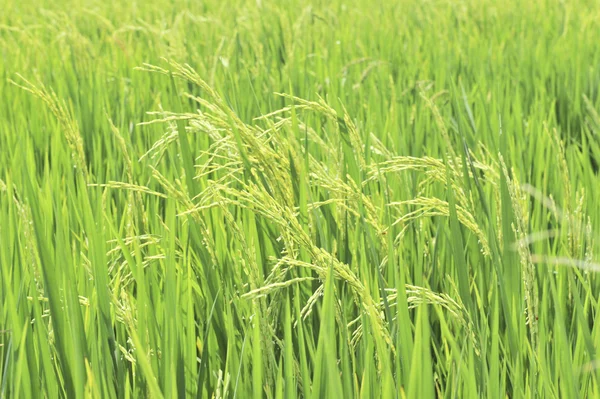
[{"x1": 2, "y1": 0, "x2": 600, "y2": 397}]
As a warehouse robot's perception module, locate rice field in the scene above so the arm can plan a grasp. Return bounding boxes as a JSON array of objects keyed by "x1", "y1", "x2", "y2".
[{"x1": 2, "y1": 0, "x2": 600, "y2": 397}]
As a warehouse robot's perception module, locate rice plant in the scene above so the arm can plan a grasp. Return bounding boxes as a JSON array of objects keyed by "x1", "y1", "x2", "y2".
[{"x1": 2, "y1": 0, "x2": 600, "y2": 397}]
